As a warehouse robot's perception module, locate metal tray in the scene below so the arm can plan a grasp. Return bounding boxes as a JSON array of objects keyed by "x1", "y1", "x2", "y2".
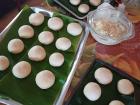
[
  {"x1": 0, "y1": 7, "x2": 89, "y2": 105},
  {"x1": 53, "y1": 0, "x2": 118, "y2": 19},
  {"x1": 65, "y1": 59, "x2": 140, "y2": 105}
]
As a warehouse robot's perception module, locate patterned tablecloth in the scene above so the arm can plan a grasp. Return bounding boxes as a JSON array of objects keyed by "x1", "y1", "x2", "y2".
[{"x1": 0, "y1": 0, "x2": 140, "y2": 105}]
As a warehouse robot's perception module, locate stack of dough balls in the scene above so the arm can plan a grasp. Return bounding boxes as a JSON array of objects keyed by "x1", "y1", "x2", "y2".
[
  {"x1": 83, "y1": 82, "x2": 101, "y2": 101},
  {"x1": 0, "y1": 55, "x2": 10, "y2": 71},
  {"x1": 8, "y1": 38, "x2": 24, "y2": 54},
  {"x1": 67, "y1": 22, "x2": 83, "y2": 36},
  {"x1": 38, "y1": 31, "x2": 54, "y2": 45},
  {"x1": 69, "y1": 0, "x2": 102, "y2": 14},
  {"x1": 49, "y1": 52, "x2": 64, "y2": 67},
  {"x1": 4, "y1": 13, "x2": 83, "y2": 91},
  {"x1": 29, "y1": 13, "x2": 44, "y2": 26},
  {"x1": 12, "y1": 61, "x2": 31, "y2": 79},
  {"x1": 28, "y1": 45, "x2": 46, "y2": 61},
  {"x1": 18, "y1": 25, "x2": 34, "y2": 39},
  {"x1": 117, "y1": 79, "x2": 134, "y2": 95},
  {"x1": 94, "y1": 67, "x2": 113, "y2": 85},
  {"x1": 83, "y1": 66, "x2": 134, "y2": 104},
  {"x1": 35, "y1": 70, "x2": 55, "y2": 89},
  {"x1": 48, "y1": 17, "x2": 64, "y2": 31},
  {"x1": 55, "y1": 37, "x2": 71, "y2": 51}
]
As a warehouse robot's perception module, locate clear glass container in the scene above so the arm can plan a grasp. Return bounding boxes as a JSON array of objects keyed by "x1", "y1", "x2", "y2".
[{"x1": 87, "y1": 4, "x2": 135, "y2": 45}]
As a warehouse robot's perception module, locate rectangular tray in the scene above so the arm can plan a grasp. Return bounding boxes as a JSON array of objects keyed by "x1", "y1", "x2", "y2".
[
  {"x1": 53, "y1": 0, "x2": 118, "y2": 19},
  {"x1": 0, "y1": 7, "x2": 89, "y2": 105},
  {"x1": 66, "y1": 59, "x2": 140, "y2": 105}
]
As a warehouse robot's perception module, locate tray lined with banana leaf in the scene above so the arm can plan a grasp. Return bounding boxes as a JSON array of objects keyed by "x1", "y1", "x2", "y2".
[
  {"x1": 66, "y1": 60, "x2": 140, "y2": 105},
  {"x1": 53, "y1": 0, "x2": 118, "y2": 19},
  {"x1": 0, "y1": 6, "x2": 89, "y2": 105}
]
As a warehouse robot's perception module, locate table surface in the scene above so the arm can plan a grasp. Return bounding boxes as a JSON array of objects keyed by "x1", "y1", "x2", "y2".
[{"x1": 0, "y1": 0, "x2": 140, "y2": 105}]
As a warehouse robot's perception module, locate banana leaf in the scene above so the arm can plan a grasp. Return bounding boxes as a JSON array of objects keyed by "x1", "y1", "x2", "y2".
[
  {"x1": 67, "y1": 60, "x2": 140, "y2": 105},
  {"x1": 53, "y1": 0, "x2": 118, "y2": 19},
  {"x1": 0, "y1": 6, "x2": 83, "y2": 105}
]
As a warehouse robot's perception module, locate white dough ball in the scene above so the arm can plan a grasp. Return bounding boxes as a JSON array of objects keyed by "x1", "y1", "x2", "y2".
[
  {"x1": 69, "y1": 0, "x2": 81, "y2": 6},
  {"x1": 38, "y1": 31, "x2": 54, "y2": 45},
  {"x1": 35, "y1": 70, "x2": 55, "y2": 89},
  {"x1": 0, "y1": 56, "x2": 10, "y2": 71},
  {"x1": 89, "y1": 0, "x2": 101, "y2": 6},
  {"x1": 78, "y1": 4, "x2": 90, "y2": 14},
  {"x1": 83, "y1": 82, "x2": 101, "y2": 101},
  {"x1": 67, "y1": 23, "x2": 83, "y2": 36},
  {"x1": 28, "y1": 45, "x2": 46, "y2": 61},
  {"x1": 109, "y1": 100, "x2": 125, "y2": 105},
  {"x1": 48, "y1": 17, "x2": 64, "y2": 31},
  {"x1": 94, "y1": 67, "x2": 113, "y2": 85},
  {"x1": 49, "y1": 52, "x2": 64, "y2": 67},
  {"x1": 12, "y1": 61, "x2": 31, "y2": 79},
  {"x1": 29, "y1": 13, "x2": 44, "y2": 26},
  {"x1": 18, "y1": 25, "x2": 34, "y2": 38},
  {"x1": 117, "y1": 79, "x2": 134, "y2": 95},
  {"x1": 55, "y1": 37, "x2": 71, "y2": 51},
  {"x1": 8, "y1": 39, "x2": 24, "y2": 54}
]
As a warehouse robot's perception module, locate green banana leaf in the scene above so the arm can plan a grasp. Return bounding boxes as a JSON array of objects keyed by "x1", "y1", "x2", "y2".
[
  {"x1": 0, "y1": 6, "x2": 82, "y2": 105},
  {"x1": 68, "y1": 60, "x2": 138, "y2": 105},
  {"x1": 53, "y1": 0, "x2": 117, "y2": 18}
]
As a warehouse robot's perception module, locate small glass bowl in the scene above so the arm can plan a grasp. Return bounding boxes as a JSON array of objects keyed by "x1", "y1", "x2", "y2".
[{"x1": 87, "y1": 7, "x2": 134, "y2": 45}]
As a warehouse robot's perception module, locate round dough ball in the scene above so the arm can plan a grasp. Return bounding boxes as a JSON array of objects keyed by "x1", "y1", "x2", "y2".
[
  {"x1": 35, "y1": 70, "x2": 55, "y2": 89},
  {"x1": 29, "y1": 13, "x2": 44, "y2": 26},
  {"x1": 69, "y1": 0, "x2": 81, "y2": 6},
  {"x1": 38, "y1": 31, "x2": 54, "y2": 45},
  {"x1": 12, "y1": 61, "x2": 31, "y2": 79},
  {"x1": 67, "y1": 23, "x2": 83, "y2": 36},
  {"x1": 89, "y1": 0, "x2": 101, "y2": 6},
  {"x1": 55, "y1": 37, "x2": 71, "y2": 51},
  {"x1": 117, "y1": 79, "x2": 134, "y2": 95},
  {"x1": 78, "y1": 4, "x2": 90, "y2": 14},
  {"x1": 94, "y1": 67, "x2": 113, "y2": 85},
  {"x1": 49, "y1": 52, "x2": 64, "y2": 67},
  {"x1": 48, "y1": 17, "x2": 64, "y2": 31},
  {"x1": 109, "y1": 100, "x2": 125, "y2": 105},
  {"x1": 8, "y1": 39, "x2": 24, "y2": 54},
  {"x1": 28, "y1": 45, "x2": 46, "y2": 61},
  {"x1": 18, "y1": 25, "x2": 34, "y2": 38},
  {"x1": 83, "y1": 82, "x2": 101, "y2": 101},
  {"x1": 0, "y1": 56, "x2": 10, "y2": 71}
]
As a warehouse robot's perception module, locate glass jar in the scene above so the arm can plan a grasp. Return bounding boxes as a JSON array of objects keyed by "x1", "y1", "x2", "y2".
[{"x1": 87, "y1": 4, "x2": 134, "y2": 45}]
